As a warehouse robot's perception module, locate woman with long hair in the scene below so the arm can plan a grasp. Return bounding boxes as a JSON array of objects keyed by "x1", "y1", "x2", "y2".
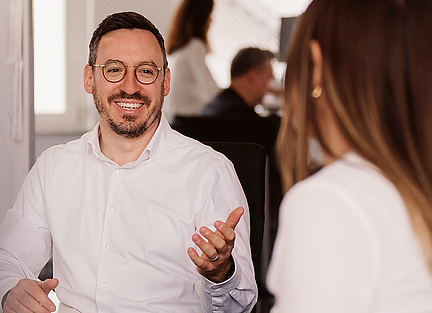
[
  {"x1": 164, "y1": 0, "x2": 219, "y2": 121},
  {"x1": 267, "y1": 0, "x2": 432, "y2": 311}
]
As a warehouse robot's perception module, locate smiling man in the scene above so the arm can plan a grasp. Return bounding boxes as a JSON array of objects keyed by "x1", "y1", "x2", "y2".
[{"x1": 0, "y1": 12, "x2": 257, "y2": 313}]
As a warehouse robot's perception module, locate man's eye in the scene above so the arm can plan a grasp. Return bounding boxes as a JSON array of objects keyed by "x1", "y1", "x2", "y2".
[
  {"x1": 107, "y1": 67, "x2": 123, "y2": 73},
  {"x1": 105, "y1": 63, "x2": 125, "y2": 75},
  {"x1": 137, "y1": 66, "x2": 155, "y2": 76}
]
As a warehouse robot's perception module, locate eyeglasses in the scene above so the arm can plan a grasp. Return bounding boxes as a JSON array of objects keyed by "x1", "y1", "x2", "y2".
[{"x1": 92, "y1": 61, "x2": 164, "y2": 85}]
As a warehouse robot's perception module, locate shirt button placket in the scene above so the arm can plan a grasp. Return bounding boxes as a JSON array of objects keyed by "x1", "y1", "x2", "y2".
[{"x1": 96, "y1": 167, "x2": 121, "y2": 310}]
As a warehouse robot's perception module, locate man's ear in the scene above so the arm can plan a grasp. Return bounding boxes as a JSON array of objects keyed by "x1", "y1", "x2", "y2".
[
  {"x1": 83, "y1": 65, "x2": 94, "y2": 94},
  {"x1": 163, "y1": 67, "x2": 171, "y2": 97},
  {"x1": 310, "y1": 40, "x2": 323, "y2": 87}
]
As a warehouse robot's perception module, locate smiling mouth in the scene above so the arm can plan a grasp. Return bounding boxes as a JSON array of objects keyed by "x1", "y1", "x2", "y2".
[{"x1": 115, "y1": 102, "x2": 144, "y2": 110}]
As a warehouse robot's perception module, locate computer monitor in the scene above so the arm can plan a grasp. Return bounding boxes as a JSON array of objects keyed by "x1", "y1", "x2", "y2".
[{"x1": 278, "y1": 17, "x2": 299, "y2": 62}]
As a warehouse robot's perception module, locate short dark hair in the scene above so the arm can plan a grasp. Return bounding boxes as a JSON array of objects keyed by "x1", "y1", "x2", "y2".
[
  {"x1": 88, "y1": 11, "x2": 168, "y2": 68},
  {"x1": 230, "y1": 47, "x2": 275, "y2": 79}
]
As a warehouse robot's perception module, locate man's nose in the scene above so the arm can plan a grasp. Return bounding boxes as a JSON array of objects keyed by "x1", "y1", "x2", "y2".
[{"x1": 120, "y1": 67, "x2": 141, "y2": 94}]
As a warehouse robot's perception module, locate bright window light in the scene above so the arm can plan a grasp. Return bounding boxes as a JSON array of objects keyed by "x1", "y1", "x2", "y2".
[{"x1": 33, "y1": 0, "x2": 66, "y2": 115}]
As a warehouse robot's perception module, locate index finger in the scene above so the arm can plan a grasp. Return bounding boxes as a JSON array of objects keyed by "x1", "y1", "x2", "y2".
[{"x1": 224, "y1": 206, "x2": 244, "y2": 230}]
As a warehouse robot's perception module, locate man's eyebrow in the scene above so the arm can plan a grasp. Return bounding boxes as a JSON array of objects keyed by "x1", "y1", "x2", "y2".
[
  {"x1": 104, "y1": 59, "x2": 123, "y2": 64},
  {"x1": 103, "y1": 59, "x2": 160, "y2": 66}
]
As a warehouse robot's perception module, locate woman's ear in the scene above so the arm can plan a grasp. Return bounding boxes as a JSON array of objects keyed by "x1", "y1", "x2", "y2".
[
  {"x1": 310, "y1": 40, "x2": 323, "y2": 87},
  {"x1": 83, "y1": 65, "x2": 94, "y2": 94}
]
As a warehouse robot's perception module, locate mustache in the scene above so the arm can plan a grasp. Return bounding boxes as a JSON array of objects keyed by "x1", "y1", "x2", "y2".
[{"x1": 108, "y1": 91, "x2": 151, "y2": 106}]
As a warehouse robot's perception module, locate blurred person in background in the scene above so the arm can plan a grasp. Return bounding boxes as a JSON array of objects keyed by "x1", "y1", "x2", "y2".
[
  {"x1": 200, "y1": 47, "x2": 275, "y2": 117},
  {"x1": 164, "y1": 0, "x2": 219, "y2": 122}
]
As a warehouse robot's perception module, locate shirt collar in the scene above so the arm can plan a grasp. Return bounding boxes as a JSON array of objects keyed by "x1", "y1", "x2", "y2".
[{"x1": 85, "y1": 112, "x2": 172, "y2": 166}]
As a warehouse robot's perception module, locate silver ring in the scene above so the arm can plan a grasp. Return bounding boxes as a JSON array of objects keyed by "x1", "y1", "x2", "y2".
[{"x1": 209, "y1": 254, "x2": 219, "y2": 262}]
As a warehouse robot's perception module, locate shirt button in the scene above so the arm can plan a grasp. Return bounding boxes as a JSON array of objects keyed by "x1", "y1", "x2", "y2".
[
  {"x1": 116, "y1": 169, "x2": 121, "y2": 174},
  {"x1": 101, "y1": 281, "x2": 107, "y2": 287},
  {"x1": 105, "y1": 243, "x2": 110, "y2": 249},
  {"x1": 213, "y1": 307, "x2": 221, "y2": 311},
  {"x1": 109, "y1": 205, "x2": 115, "y2": 211}
]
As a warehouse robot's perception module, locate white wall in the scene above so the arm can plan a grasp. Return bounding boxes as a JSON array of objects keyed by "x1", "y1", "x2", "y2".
[{"x1": 0, "y1": 0, "x2": 34, "y2": 222}]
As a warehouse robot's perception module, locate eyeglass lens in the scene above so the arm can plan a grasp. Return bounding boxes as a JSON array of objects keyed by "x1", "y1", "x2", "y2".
[{"x1": 103, "y1": 62, "x2": 160, "y2": 84}]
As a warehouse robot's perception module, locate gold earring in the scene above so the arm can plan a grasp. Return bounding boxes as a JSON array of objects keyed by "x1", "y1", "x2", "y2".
[{"x1": 311, "y1": 85, "x2": 322, "y2": 98}]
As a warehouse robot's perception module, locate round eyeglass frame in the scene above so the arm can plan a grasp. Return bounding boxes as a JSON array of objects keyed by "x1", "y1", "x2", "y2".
[{"x1": 92, "y1": 61, "x2": 164, "y2": 85}]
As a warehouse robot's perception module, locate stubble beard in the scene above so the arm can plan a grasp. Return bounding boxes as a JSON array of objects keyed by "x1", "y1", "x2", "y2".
[{"x1": 93, "y1": 86, "x2": 165, "y2": 139}]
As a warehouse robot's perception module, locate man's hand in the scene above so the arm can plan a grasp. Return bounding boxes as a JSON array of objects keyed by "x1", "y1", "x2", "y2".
[
  {"x1": 3, "y1": 278, "x2": 58, "y2": 313},
  {"x1": 188, "y1": 206, "x2": 244, "y2": 283}
]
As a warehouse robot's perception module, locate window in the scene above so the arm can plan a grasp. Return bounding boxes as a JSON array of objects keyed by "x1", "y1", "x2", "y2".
[
  {"x1": 33, "y1": 0, "x2": 96, "y2": 134},
  {"x1": 33, "y1": 0, "x2": 66, "y2": 115}
]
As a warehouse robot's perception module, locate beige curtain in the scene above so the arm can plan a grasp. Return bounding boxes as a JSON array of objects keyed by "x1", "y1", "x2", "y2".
[{"x1": 7, "y1": 0, "x2": 24, "y2": 141}]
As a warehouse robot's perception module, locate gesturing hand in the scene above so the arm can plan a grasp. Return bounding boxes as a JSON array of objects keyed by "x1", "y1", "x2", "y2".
[
  {"x1": 3, "y1": 278, "x2": 58, "y2": 313},
  {"x1": 188, "y1": 206, "x2": 244, "y2": 283}
]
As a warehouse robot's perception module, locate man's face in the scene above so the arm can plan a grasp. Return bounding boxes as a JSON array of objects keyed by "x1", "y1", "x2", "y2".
[{"x1": 84, "y1": 28, "x2": 170, "y2": 139}]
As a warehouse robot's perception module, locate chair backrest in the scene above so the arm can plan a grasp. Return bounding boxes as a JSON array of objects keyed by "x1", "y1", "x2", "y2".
[
  {"x1": 171, "y1": 115, "x2": 280, "y2": 154},
  {"x1": 205, "y1": 142, "x2": 266, "y2": 293}
]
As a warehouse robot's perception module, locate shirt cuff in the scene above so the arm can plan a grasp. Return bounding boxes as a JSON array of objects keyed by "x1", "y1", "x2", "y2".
[
  {"x1": 201, "y1": 255, "x2": 242, "y2": 297},
  {"x1": 0, "y1": 279, "x2": 20, "y2": 313}
]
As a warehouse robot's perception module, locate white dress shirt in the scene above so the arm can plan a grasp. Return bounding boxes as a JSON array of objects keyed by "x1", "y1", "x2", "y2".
[
  {"x1": 0, "y1": 115, "x2": 257, "y2": 313},
  {"x1": 267, "y1": 152, "x2": 432, "y2": 313},
  {"x1": 163, "y1": 38, "x2": 219, "y2": 121}
]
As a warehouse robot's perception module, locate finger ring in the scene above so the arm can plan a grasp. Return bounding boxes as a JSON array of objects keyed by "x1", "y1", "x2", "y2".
[{"x1": 209, "y1": 254, "x2": 219, "y2": 262}]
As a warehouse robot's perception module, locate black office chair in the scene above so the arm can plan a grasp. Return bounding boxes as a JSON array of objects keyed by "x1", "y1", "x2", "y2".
[{"x1": 205, "y1": 141, "x2": 266, "y2": 313}]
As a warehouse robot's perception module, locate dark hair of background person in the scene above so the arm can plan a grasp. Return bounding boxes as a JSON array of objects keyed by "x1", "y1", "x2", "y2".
[
  {"x1": 276, "y1": 0, "x2": 432, "y2": 272},
  {"x1": 230, "y1": 47, "x2": 275, "y2": 79},
  {"x1": 167, "y1": 0, "x2": 214, "y2": 55},
  {"x1": 88, "y1": 11, "x2": 168, "y2": 69}
]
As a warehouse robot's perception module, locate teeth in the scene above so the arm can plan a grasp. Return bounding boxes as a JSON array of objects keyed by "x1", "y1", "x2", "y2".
[{"x1": 116, "y1": 102, "x2": 143, "y2": 110}]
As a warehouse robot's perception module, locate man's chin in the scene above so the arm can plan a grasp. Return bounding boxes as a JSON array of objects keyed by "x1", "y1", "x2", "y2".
[{"x1": 109, "y1": 121, "x2": 146, "y2": 139}]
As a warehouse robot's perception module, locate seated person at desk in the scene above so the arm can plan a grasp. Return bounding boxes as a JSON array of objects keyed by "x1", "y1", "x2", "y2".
[
  {"x1": 200, "y1": 47, "x2": 275, "y2": 117},
  {"x1": 0, "y1": 11, "x2": 257, "y2": 313}
]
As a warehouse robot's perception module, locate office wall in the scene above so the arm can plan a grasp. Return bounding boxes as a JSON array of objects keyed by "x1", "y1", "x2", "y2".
[{"x1": 0, "y1": 0, "x2": 34, "y2": 222}]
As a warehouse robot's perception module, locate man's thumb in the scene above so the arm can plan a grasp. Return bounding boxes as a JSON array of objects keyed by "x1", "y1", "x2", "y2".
[{"x1": 40, "y1": 278, "x2": 59, "y2": 294}]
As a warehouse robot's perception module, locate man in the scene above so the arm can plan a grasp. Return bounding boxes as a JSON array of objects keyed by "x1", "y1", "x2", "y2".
[
  {"x1": 0, "y1": 12, "x2": 257, "y2": 313},
  {"x1": 200, "y1": 47, "x2": 275, "y2": 117}
]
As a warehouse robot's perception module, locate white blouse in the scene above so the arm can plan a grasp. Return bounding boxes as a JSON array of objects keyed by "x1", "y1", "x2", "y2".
[
  {"x1": 164, "y1": 38, "x2": 219, "y2": 121},
  {"x1": 267, "y1": 152, "x2": 432, "y2": 313}
]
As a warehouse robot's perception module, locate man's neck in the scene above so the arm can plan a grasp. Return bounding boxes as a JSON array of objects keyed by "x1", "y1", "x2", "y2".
[
  {"x1": 98, "y1": 120, "x2": 159, "y2": 166},
  {"x1": 229, "y1": 81, "x2": 255, "y2": 107}
]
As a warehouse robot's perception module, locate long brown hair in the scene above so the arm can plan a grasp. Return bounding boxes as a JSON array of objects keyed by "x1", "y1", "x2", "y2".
[
  {"x1": 167, "y1": 0, "x2": 214, "y2": 55},
  {"x1": 277, "y1": 0, "x2": 432, "y2": 272}
]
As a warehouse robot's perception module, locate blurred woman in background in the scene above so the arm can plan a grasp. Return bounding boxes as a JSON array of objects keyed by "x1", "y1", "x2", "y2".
[
  {"x1": 267, "y1": 0, "x2": 432, "y2": 311},
  {"x1": 164, "y1": 0, "x2": 219, "y2": 122}
]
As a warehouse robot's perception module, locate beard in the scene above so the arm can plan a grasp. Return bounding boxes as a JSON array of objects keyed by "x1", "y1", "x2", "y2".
[{"x1": 93, "y1": 85, "x2": 165, "y2": 139}]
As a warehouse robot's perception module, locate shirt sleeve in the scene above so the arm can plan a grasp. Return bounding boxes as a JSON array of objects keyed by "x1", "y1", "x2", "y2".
[
  {"x1": 0, "y1": 158, "x2": 52, "y2": 307},
  {"x1": 194, "y1": 158, "x2": 258, "y2": 313},
  {"x1": 266, "y1": 180, "x2": 379, "y2": 313}
]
